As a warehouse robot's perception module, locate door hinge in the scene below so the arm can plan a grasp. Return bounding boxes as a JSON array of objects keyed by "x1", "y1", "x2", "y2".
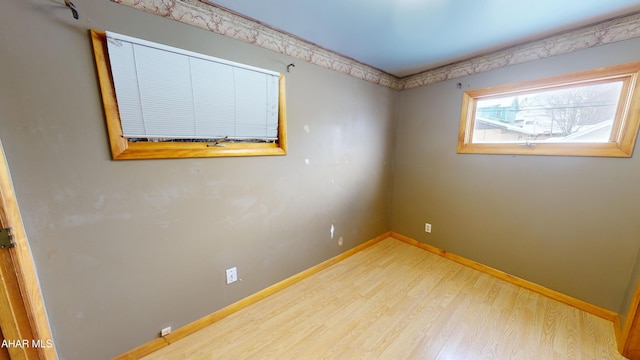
[{"x1": 0, "y1": 228, "x2": 16, "y2": 249}]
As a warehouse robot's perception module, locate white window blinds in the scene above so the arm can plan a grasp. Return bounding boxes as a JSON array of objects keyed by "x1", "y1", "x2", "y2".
[{"x1": 105, "y1": 31, "x2": 280, "y2": 141}]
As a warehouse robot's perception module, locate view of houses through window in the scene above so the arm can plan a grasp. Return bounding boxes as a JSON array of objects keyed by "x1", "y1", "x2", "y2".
[{"x1": 473, "y1": 81, "x2": 623, "y2": 143}]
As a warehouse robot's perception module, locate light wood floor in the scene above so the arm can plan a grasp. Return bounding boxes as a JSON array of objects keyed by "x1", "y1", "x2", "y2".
[{"x1": 143, "y1": 238, "x2": 624, "y2": 359}]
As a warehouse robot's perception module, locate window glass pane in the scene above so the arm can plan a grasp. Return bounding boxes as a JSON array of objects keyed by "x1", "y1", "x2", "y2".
[
  {"x1": 472, "y1": 81, "x2": 623, "y2": 144},
  {"x1": 234, "y1": 69, "x2": 270, "y2": 139},
  {"x1": 105, "y1": 31, "x2": 280, "y2": 142},
  {"x1": 134, "y1": 44, "x2": 196, "y2": 138},
  {"x1": 190, "y1": 57, "x2": 236, "y2": 138},
  {"x1": 106, "y1": 39, "x2": 146, "y2": 137}
]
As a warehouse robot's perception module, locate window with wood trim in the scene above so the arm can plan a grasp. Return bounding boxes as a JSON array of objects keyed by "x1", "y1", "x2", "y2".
[
  {"x1": 457, "y1": 62, "x2": 640, "y2": 157},
  {"x1": 90, "y1": 30, "x2": 287, "y2": 160}
]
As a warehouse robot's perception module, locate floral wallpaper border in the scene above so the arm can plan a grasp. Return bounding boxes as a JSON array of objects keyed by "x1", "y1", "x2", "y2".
[
  {"x1": 113, "y1": 0, "x2": 640, "y2": 91},
  {"x1": 402, "y1": 12, "x2": 640, "y2": 90}
]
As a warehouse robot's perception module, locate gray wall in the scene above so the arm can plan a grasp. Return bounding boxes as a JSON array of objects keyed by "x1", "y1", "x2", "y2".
[
  {"x1": 391, "y1": 37, "x2": 640, "y2": 313},
  {"x1": 4, "y1": 1, "x2": 640, "y2": 359},
  {"x1": 0, "y1": 1, "x2": 396, "y2": 359},
  {"x1": 620, "y1": 248, "x2": 640, "y2": 326}
]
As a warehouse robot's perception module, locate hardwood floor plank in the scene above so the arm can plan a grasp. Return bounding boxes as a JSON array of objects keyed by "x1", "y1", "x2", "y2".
[{"x1": 142, "y1": 238, "x2": 624, "y2": 360}]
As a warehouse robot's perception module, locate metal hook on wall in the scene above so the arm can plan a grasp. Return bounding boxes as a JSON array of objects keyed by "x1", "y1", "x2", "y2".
[
  {"x1": 287, "y1": 63, "x2": 295, "y2": 73},
  {"x1": 65, "y1": 0, "x2": 79, "y2": 20}
]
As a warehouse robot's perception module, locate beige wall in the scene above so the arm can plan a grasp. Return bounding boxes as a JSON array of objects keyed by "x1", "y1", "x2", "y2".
[
  {"x1": 4, "y1": 1, "x2": 640, "y2": 359},
  {"x1": 621, "y1": 249, "x2": 640, "y2": 325},
  {"x1": 390, "y1": 37, "x2": 640, "y2": 313},
  {"x1": 0, "y1": 1, "x2": 395, "y2": 359}
]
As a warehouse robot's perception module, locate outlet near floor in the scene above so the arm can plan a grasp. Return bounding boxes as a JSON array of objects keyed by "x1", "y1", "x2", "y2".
[
  {"x1": 226, "y1": 267, "x2": 238, "y2": 284},
  {"x1": 425, "y1": 223, "x2": 432, "y2": 233},
  {"x1": 160, "y1": 326, "x2": 171, "y2": 337}
]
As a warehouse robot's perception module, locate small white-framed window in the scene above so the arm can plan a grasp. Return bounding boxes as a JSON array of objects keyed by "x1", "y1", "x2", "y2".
[
  {"x1": 458, "y1": 61, "x2": 640, "y2": 157},
  {"x1": 90, "y1": 30, "x2": 287, "y2": 160}
]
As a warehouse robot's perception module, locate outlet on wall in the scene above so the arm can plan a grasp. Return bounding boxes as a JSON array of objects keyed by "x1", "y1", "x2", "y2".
[
  {"x1": 425, "y1": 223, "x2": 432, "y2": 233},
  {"x1": 160, "y1": 326, "x2": 171, "y2": 337},
  {"x1": 226, "y1": 267, "x2": 238, "y2": 284}
]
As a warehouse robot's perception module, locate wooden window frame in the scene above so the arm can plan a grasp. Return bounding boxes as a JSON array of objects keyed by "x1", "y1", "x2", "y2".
[
  {"x1": 457, "y1": 61, "x2": 640, "y2": 157},
  {"x1": 90, "y1": 30, "x2": 288, "y2": 160}
]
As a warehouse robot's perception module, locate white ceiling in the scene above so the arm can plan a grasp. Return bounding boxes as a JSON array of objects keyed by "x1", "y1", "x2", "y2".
[{"x1": 205, "y1": 0, "x2": 640, "y2": 77}]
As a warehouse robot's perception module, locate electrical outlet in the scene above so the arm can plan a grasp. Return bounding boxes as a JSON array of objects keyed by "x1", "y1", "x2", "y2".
[
  {"x1": 160, "y1": 326, "x2": 171, "y2": 337},
  {"x1": 425, "y1": 223, "x2": 432, "y2": 233},
  {"x1": 226, "y1": 267, "x2": 238, "y2": 284}
]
